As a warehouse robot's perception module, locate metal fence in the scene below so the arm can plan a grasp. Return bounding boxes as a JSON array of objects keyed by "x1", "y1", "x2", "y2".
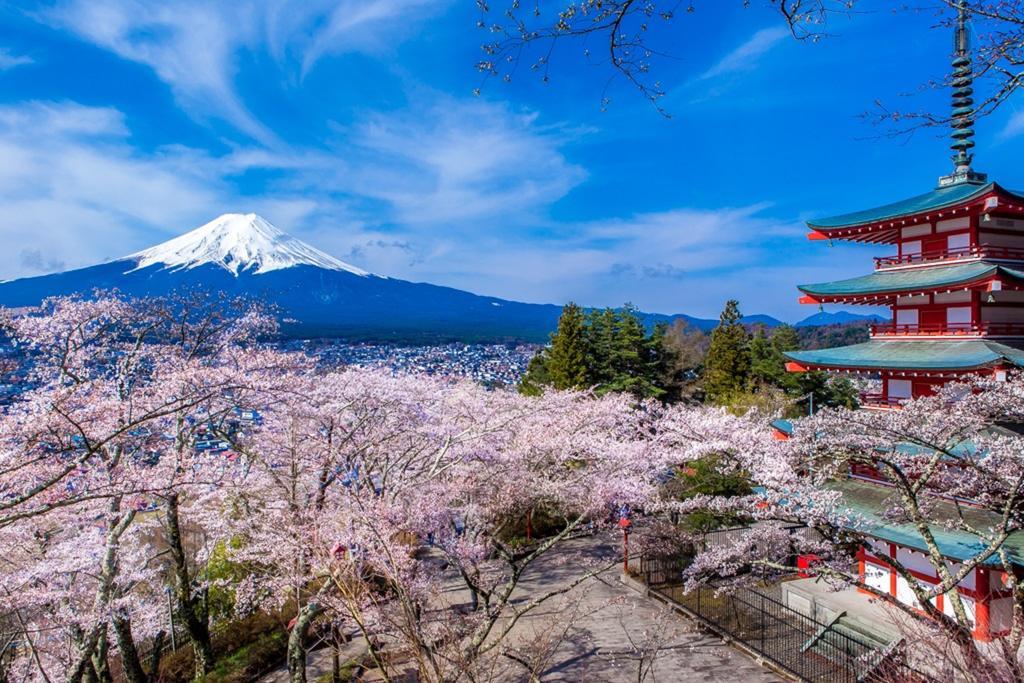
[
  {"x1": 657, "y1": 582, "x2": 910, "y2": 682},
  {"x1": 628, "y1": 528, "x2": 922, "y2": 683}
]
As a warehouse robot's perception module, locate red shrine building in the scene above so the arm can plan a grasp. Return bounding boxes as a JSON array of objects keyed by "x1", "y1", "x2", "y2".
[
  {"x1": 783, "y1": 179, "x2": 1024, "y2": 409},
  {"x1": 782, "y1": 51, "x2": 1024, "y2": 406},
  {"x1": 777, "y1": 4, "x2": 1024, "y2": 642}
]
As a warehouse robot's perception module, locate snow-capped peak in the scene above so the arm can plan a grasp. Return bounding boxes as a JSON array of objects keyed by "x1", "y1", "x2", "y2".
[{"x1": 127, "y1": 213, "x2": 370, "y2": 277}]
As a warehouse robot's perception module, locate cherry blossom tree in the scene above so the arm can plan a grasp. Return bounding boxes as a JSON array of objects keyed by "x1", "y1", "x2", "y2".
[
  {"x1": 0, "y1": 294, "x2": 282, "y2": 682},
  {"x1": 1, "y1": 293, "x2": 779, "y2": 683},
  {"x1": 222, "y1": 366, "x2": 760, "y2": 683}
]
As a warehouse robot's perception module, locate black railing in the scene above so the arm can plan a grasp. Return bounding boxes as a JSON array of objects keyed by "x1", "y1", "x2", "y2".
[
  {"x1": 658, "y1": 583, "x2": 904, "y2": 682},
  {"x1": 627, "y1": 527, "x2": 924, "y2": 682}
]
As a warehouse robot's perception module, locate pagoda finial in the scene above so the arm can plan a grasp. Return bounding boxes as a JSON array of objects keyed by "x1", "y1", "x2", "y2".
[{"x1": 939, "y1": 0, "x2": 987, "y2": 186}]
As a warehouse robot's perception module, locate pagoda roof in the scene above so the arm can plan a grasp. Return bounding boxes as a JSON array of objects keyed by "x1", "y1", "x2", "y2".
[
  {"x1": 809, "y1": 181, "x2": 995, "y2": 230},
  {"x1": 784, "y1": 339, "x2": 1024, "y2": 372},
  {"x1": 798, "y1": 261, "x2": 1024, "y2": 300},
  {"x1": 830, "y1": 478, "x2": 1024, "y2": 566},
  {"x1": 806, "y1": 181, "x2": 1024, "y2": 242}
]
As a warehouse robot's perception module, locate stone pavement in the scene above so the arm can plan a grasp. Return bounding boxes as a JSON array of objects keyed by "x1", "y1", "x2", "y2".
[{"x1": 260, "y1": 533, "x2": 781, "y2": 682}]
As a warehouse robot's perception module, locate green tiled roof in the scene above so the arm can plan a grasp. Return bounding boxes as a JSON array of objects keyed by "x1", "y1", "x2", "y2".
[
  {"x1": 785, "y1": 340, "x2": 1024, "y2": 371},
  {"x1": 798, "y1": 261, "x2": 1024, "y2": 298},
  {"x1": 771, "y1": 418, "x2": 794, "y2": 436},
  {"x1": 830, "y1": 479, "x2": 1024, "y2": 566},
  {"x1": 808, "y1": 181, "x2": 1011, "y2": 231}
]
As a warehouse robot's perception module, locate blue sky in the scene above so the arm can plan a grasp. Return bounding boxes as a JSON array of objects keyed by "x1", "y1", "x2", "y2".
[{"x1": 0, "y1": 1, "x2": 1022, "y2": 321}]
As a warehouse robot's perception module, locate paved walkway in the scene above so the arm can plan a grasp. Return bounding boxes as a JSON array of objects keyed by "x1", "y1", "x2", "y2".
[{"x1": 261, "y1": 533, "x2": 780, "y2": 682}]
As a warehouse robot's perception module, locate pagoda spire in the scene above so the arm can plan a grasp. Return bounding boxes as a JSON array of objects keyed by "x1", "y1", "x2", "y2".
[{"x1": 940, "y1": 0, "x2": 987, "y2": 186}]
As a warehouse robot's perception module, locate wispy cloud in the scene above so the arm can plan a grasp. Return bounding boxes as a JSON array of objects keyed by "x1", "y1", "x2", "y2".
[
  {"x1": 41, "y1": 1, "x2": 273, "y2": 143},
  {"x1": 0, "y1": 48, "x2": 33, "y2": 71},
  {"x1": 699, "y1": 26, "x2": 789, "y2": 81},
  {"x1": 0, "y1": 101, "x2": 223, "y2": 278},
  {"x1": 34, "y1": 0, "x2": 449, "y2": 143},
  {"x1": 341, "y1": 97, "x2": 587, "y2": 225},
  {"x1": 297, "y1": 0, "x2": 444, "y2": 78},
  {"x1": 999, "y1": 110, "x2": 1024, "y2": 140}
]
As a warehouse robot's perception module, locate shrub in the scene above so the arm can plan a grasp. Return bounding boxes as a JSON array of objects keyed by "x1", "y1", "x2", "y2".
[{"x1": 158, "y1": 610, "x2": 289, "y2": 683}]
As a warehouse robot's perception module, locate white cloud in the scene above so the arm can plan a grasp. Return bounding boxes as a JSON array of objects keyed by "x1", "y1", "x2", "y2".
[
  {"x1": 296, "y1": 0, "x2": 443, "y2": 78},
  {"x1": 37, "y1": 0, "x2": 450, "y2": 142},
  {"x1": 699, "y1": 27, "x2": 789, "y2": 81},
  {"x1": 999, "y1": 110, "x2": 1024, "y2": 140},
  {"x1": 341, "y1": 97, "x2": 587, "y2": 225},
  {"x1": 0, "y1": 101, "x2": 224, "y2": 278},
  {"x1": 43, "y1": 1, "x2": 273, "y2": 143},
  {"x1": 0, "y1": 48, "x2": 33, "y2": 71}
]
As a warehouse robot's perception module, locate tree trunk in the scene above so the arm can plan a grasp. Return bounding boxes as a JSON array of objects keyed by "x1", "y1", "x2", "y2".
[
  {"x1": 91, "y1": 627, "x2": 112, "y2": 683},
  {"x1": 68, "y1": 506, "x2": 136, "y2": 683},
  {"x1": 164, "y1": 493, "x2": 215, "y2": 677},
  {"x1": 111, "y1": 616, "x2": 148, "y2": 683},
  {"x1": 287, "y1": 603, "x2": 323, "y2": 683},
  {"x1": 146, "y1": 631, "x2": 165, "y2": 683}
]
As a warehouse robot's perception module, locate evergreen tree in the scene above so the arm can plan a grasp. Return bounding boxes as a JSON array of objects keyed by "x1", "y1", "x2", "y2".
[
  {"x1": 748, "y1": 327, "x2": 778, "y2": 388},
  {"x1": 544, "y1": 302, "x2": 589, "y2": 390},
  {"x1": 585, "y1": 308, "x2": 617, "y2": 386},
  {"x1": 601, "y1": 305, "x2": 664, "y2": 398},
  {"x1": 612, "y1": 304, "x2": 647, "y2": 376},
  {"x1": 518, "y1": 350, "x2": 551, "y2": 396},
  {"x1": 771, "y1": 324, "x2": 800, "y2": 354},
  {"x1": 519, "y1": 302, "x2": 675, "y2": 400},
  {"x1": 702, "y1": 299, "x2": 751, "y2": 405},
  {"x1": 770, "y1": 324, "x2": 802, "y2": 394},
  {"x1": 793, "y1": 371, "x2": 858, "y2": 415}
]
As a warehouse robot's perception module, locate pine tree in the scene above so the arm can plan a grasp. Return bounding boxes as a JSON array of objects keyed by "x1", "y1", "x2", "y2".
[
  {"x1": 542, "y1": 302, "x2": 589, "y2": 390},
  {"x1": 702, "y1": 299, "x2": 751, "y2": 405},
  {"x1": 612, "y1": 304, "x2": 647, "y2": 378},
  {"x1": 770, "y1": 324, "x2": 802, "y2": 394},
  {"x1": 771, "y1": 324, "x2": 800, "y2": 354},
  {"x1": 748, "y1": 326, "x2": 779, "y2": 389},
  {"x1": 518, "y1": 350, "x2": 551, "y2": 396},
  {"x1": 585, "y1": 308, "x2": 617, "y2": 386},
  {"x1": 519, "y1": 302, "x2": 676, "y2": 400},
  {"x1": 602, "y1": 305, "x2": 663, "y2": 398}
]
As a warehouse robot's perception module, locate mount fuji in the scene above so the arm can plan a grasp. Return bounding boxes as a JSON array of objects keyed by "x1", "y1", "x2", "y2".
[{"x1": 0, "y1": 214, "x2": 566, "y2": 342}]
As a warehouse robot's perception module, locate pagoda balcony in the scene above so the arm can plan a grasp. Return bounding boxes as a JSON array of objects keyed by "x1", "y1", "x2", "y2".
[
  {"x1": 874, "y1": 245, "x2": 1024, "y2": 270},
  {"x1": 859, "y1": 392, "x2": 905, "y2": 411},
  {"x1": 870, "y1": 321, "x2": 1024, "y2": 337}
]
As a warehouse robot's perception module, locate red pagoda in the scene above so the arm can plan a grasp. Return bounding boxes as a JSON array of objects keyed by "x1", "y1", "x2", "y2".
[
  {"x1": 777, "y1": 5, "x2": 1024, "y2": 642},
  {"x1": 783, "y1": 11, "x2": 1024, "y2": 409}
]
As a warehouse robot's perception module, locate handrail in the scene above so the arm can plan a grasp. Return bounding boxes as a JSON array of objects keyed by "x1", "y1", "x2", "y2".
[
  {"x1": 870, "y1": 321, "x2": 1024, "y2": 336},
  {"x1": 874, "y1": 245, "x2": 1024, "y2": 269},
  {"x1": 859, "y1": 393, "x2": 906, "y2": 409}
]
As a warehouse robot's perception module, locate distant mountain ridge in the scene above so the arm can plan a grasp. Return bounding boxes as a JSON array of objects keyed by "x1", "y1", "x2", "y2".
[
  {"x1": 0, "y1": 214, "x2": 870, "y2": 342},
  {"x1": 794, "y1": 311, "x2": 888, "y2": 328}
]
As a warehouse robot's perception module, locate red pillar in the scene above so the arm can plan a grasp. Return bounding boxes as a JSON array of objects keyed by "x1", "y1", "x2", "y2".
[
  {"x1": 974, "y1": 567, "x2": 992, "y2": 641},
  {"x1": 889, "y1": 543, "x2": 898, "y2": 598}
]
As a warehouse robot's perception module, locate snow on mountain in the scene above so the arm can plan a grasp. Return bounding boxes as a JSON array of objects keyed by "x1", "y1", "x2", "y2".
[{"x1": 127, "y1": 213, "x2": 370, "y2": 277}]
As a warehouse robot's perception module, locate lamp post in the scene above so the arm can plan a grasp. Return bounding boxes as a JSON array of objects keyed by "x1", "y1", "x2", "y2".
[
  {"x1": 165, "y1": 586, "x2": 176, "y2": 651},
  {"x1": 619, "y1": 517, "x2": 632, "y2": 574}
]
